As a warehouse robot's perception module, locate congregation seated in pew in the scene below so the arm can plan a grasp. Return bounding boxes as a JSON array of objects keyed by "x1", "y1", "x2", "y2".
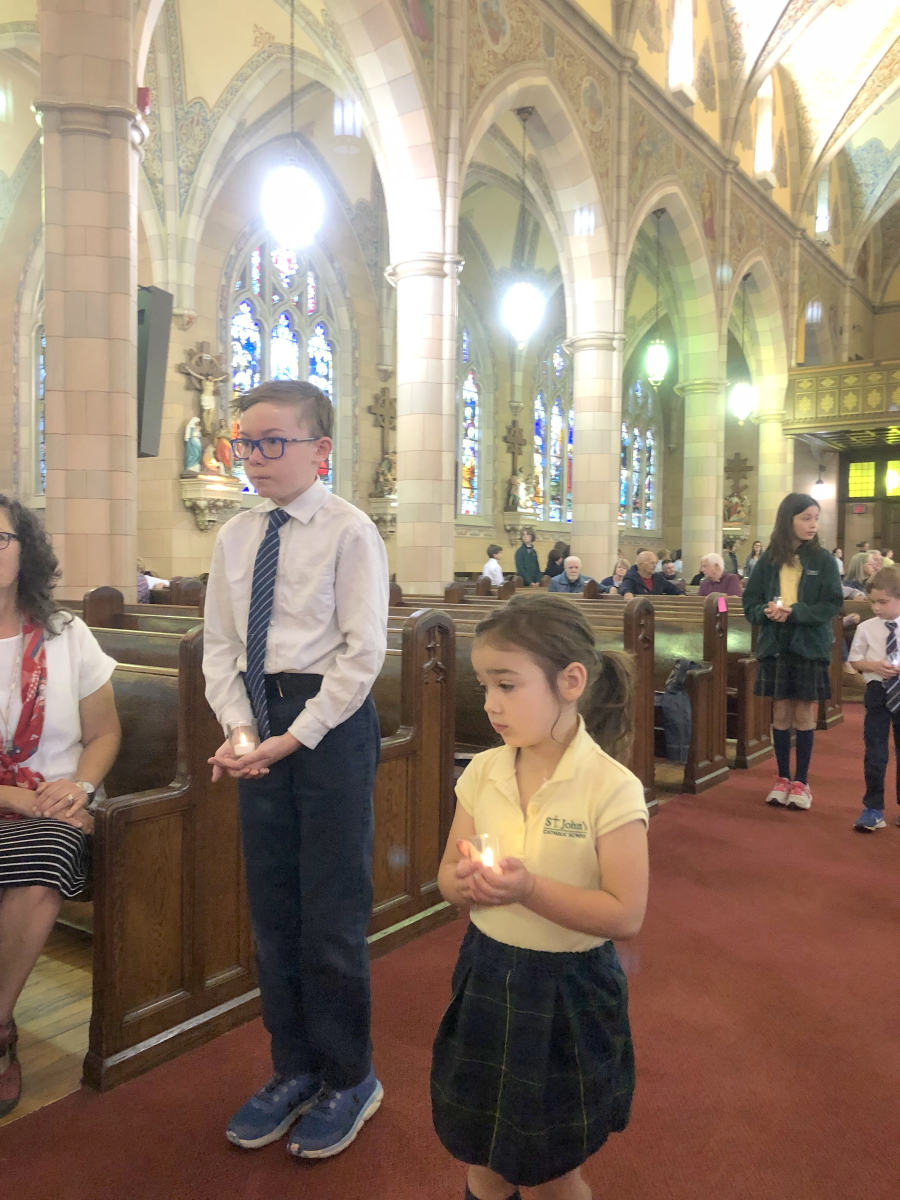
[
  {"x1": 697, "y1": 554, "x2": 743, "y2": 597},
  {"x1": 620, "y1": 551, "x2": 684, "y2": 599},
  {"x1": 548, "y1": 556, "x2": 598, "y2": 594}
]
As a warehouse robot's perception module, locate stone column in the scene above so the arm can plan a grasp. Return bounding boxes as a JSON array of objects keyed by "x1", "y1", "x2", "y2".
[
  {"x1": 679, "y1": 379, "x2": 725, "y2": 573},
  {"x1": 756, "y1": 394, "x2": 793, "y2": 541},
  {"x1": 386, "y1": 254, "x2": 456, "y2": 593},
  {"x1": 36, "y1": 0, "x2": 144, "y2": 600},
  {"x1": 564, "y1": 333, "x2": 622, "y2": 579}
]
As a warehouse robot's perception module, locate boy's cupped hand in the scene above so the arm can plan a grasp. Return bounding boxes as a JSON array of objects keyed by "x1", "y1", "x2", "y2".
[{"x1": 208, "y1": 731, "x2": 301, "y2": 781}]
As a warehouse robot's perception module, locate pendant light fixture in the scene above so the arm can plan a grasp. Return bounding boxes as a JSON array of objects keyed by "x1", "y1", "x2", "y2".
[
  {"x1": 729, "y1": 273, "x2": 758, "y2": 425},
  {"x1": 645, "y1": 209, "x2": 669, "y2": 387},
  {"x1": 261, "y1": 0, "x2": 324, "y2": 249},
  {"x1": 500, "y1": 107, "x2": 545, "y2": 347}
]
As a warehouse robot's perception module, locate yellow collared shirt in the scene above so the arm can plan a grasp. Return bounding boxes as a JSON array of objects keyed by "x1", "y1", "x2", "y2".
[
  {"x1": 457, "y1": 717, "x2": 648, "y2": 952},
  {"x1": 778, "y1": 558, "x2": 803, "y2": 608}
]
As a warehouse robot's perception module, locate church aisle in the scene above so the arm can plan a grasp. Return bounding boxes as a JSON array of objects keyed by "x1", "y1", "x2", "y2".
[{"x1": 1, "y1": 707, "x2": 897, "y2": 1200}]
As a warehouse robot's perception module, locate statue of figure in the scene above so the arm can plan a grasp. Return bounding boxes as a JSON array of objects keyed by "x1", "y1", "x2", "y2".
[
  {"x1": 373, "y1": 451, "x2": 396, "y2": 499},
  {"x1": 504, "y1": 471, "x2": 522, "y2": 513},
  {"x1": 724, "y1": 491, "x2": 750, "y2": 523},
  {"x1": 202, "y1": 443, "x2": 223, "y2": 475},
  {"x1": 214, "y1": 422, "x2": 234, "y2": 476},
  {"x1": 522, "y1": 474, "x2": 536, "y2": 513},
  {"x1": 183, "y1": 417, "x2": 203, "y2": 475}
]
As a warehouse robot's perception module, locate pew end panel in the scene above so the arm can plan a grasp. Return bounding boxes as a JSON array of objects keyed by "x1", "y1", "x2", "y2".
[
  {"x1": 817, "y1": 615, "x2": 844, "y2": 731},
  {"x1": 368, "y1": 610, "x2": 458, "y2": 957},
  {"x1": 730, "y1": 657, "x2": 774, "y2": 769},
  {"x1": 623, "y1": 598, "x2": 656, "y2": 812},
  {"x1": 84, "y1": 629, "x2": 258, "y2": 1093}
]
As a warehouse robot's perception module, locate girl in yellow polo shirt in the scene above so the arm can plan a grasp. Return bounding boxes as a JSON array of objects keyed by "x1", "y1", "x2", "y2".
[{"x1": 431, "y1": 594, "x2": 649, "y2": 1200}]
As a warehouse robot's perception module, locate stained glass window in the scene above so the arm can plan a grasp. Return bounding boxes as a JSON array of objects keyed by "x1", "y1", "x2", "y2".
[
  {"x1": 566, "y1": 408, "x2": 574, "y2": 524},
  {"x1": 644, "y1": 428, "x2": 655, "y2": 529},
  {"x1": 231, "y1": 300, "x2": 261, "y2": 393},
  {"x1": 533, "y1": 393, "x2": 546, "y2": 519},
  {"x1": 631, "y1": 430, "x2": 643, "y2": 526},
  {"x1": 462, "y1": 329, "x2": 469, "y2": 364},
  {"x1": 552, "y1": 346, "x2": 565, "y2": 377},
  {"x1": 308, "y1": 323, "x2": 333, "y2": 401},
  {"x1": 619, "y1": 422, "x2": 630, "y2": 525},
  {"x1": 272, "y1": 247, "x2": 299, "y2": 290},
  {"x1": 271, "y1": 312, "x2": 299, "y2": 380},
  {"x1": 620, "y1": 376, "x2": 658, "y2": 529},
  {"x1": 549, "y1": 396, "x2": 565, "y2": 521},
  {"x1": 36, "y1": 326, "x2": 46, "y2": 496},
  {"x1": 232, "y1": 239, "x2": 339, "y2": 492},
  {"x1": 460, "y1": 369, "x2": 479, "y2": 514}
]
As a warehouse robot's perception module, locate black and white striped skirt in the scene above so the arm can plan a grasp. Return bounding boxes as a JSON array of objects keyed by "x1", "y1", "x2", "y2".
[{"x1": 0, "y1": 818, "x2": 91, "y2": 899}]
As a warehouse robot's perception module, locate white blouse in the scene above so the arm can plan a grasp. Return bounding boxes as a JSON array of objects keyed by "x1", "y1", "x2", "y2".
[{"x1": 0, "y1": 615, "x2": 116, "y2": 783}]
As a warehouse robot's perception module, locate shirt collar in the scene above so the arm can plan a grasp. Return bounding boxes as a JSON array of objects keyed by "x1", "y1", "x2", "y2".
[
  {"x1": 487, "y1": 716, "x2": 596, "y2": 795},
  {"x1": 253, "y1": 478, "x2": 329, "y2": 525}
]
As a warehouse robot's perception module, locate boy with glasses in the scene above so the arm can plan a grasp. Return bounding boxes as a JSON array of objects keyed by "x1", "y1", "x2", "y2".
[{"x1": 204, "y1": 380, "x2": 389, "y2": 1158}]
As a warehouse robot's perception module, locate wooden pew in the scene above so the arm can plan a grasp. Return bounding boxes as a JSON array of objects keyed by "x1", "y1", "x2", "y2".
[
  {"x1": 392, "y1": 599, "x2": 656, "y2": 810},
  {"x1": 422, "y1": 594, "x2": 728, "y2": 795},
  {"x1": 77, "y1": 609, "x2": 455, "y2": 1092}
]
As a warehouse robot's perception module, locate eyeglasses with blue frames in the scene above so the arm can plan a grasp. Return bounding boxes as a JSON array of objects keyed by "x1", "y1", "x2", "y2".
[
  {"x1": 229, "y1": 436, "x2": 321, "y2": 461},
  {"x1": 0, "y1": 533, "x2": 20, "y2": 550}
]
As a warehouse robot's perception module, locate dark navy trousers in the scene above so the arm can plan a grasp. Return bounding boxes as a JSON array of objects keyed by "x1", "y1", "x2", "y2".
[
  {"x1": 863, "y1": 680, "x2": 900, "y2": 812},
  {"x1": 238, "y1": 675, "x2": 380, "y2": 1089}
]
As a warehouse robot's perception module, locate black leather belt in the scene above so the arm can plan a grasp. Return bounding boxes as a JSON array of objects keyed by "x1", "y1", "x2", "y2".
[{"x1": 264, "y1": 673, "x2": 323, "y2": 699}]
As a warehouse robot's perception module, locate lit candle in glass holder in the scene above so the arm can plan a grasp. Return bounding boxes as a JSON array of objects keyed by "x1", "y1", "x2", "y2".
[
  {"x1": 227, "y1": 721, "x2": 258, "y2": 758},
  {"x1": 469, "y1": 833, "x2": 502, "y2": 872}
]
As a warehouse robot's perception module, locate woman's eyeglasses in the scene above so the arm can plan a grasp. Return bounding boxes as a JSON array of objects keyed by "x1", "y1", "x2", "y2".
[
  {"x1": 0, "y1": 533, "x2": 20, "y2": 550},
  {"x1": 229, "y1": 437, "x2": 319, "y2": 461}
]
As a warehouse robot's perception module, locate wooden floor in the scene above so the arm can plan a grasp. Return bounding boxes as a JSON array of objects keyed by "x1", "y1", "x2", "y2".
[{"x1": 0, "y1": 925, "x2": 92, "y2": 1129}]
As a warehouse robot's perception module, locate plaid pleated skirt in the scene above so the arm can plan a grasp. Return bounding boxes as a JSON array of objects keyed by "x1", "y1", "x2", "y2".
[
  {"x1": 754, "y1": 654, "x2": 831, "y2": 702},
  {"x1": 431, "y1": 924, "x2": 635, "y2": 1188}
]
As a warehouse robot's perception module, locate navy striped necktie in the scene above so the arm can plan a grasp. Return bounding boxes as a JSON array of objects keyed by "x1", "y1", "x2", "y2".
[
  {"x1": 885, "y1": 621, "x2": 900, "y2": 713},
  {"x1": 245, "y1": 507, "x2": 291, "y2": 739}
]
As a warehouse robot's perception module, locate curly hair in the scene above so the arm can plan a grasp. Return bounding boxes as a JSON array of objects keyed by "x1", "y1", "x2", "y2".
[{"x1": 0, "y1": 496, "x2": 69, "y2": 636}]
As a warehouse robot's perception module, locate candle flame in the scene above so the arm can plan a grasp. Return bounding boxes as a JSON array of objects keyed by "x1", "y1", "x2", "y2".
[{"x1": 481, "y1": 847, "x2": 494, "y2": 868}]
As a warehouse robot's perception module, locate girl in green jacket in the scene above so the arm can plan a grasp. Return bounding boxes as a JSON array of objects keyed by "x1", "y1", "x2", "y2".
[
  {"x1": 514, "y1": 528, "x2": 543, "y2": 588},
  {"x1": 743, "y1": 493, "x2": 843, "y2": 811}
]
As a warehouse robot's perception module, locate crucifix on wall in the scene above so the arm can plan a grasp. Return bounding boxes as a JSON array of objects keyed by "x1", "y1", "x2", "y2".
[
  {"x1": 368, "y1": 385, "x2": 397, "y2": 499},
  {"x1": 503, "y1": 419, "x2": 528, "y2": 512}
]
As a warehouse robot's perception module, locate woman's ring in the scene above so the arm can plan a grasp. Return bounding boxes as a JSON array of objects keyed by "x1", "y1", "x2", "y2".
[{"x1": 66, "y1": 794, "x2": 74, "y2": 805}]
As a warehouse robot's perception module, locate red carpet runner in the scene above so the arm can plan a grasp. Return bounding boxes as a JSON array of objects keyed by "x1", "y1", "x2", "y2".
[{"x1": 2, "y1": 705, "x2": 898, "y2": 1199}]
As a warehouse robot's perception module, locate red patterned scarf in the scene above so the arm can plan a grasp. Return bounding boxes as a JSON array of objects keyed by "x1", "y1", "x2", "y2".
[{"x1": 0, "y1": 624, "x2": 47, "y2": 822}]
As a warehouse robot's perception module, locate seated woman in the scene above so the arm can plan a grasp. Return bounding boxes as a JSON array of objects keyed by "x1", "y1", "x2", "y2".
[{"x1": 0, "y1": 499, "x2": 120, "y2": 1117}]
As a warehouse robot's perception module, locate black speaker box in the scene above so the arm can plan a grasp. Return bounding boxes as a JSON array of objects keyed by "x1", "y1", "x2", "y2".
[{"x1": 136, "y1": 285, "x2": 173, "y2": 458}]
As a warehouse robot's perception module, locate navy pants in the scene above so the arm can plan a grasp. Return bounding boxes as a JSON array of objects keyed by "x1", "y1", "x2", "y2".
[
  {"x1": 863, "y1": 680, "x2": 900, "y2": 812},
  {"x1": 238, "y1": 674, "x2": 380, "y2": 1089}
]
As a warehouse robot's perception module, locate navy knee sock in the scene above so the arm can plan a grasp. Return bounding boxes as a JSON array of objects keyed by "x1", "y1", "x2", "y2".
[
  {"x1": 773, "y1": 727, "x2": 792, "y2": 779},
  {"x1": 794, "y1": 729, "x2": 814, "y2": 785}
]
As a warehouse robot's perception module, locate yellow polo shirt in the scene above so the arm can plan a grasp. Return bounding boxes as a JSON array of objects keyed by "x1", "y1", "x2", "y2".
[
  {"x1": 456, "y1": 718, "x2": 648, "y2": 953},
  {"x1": 779, "y1": 558, "x2": 803, "y2": 608}
]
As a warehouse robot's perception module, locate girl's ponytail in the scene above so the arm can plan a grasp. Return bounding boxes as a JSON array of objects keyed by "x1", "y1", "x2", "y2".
[
  {"x1": 580, "y1": 649, "x2": 634, "y2": 763},
  {"x1": 473, "y1": 593, "x2": 635, "y2": 762}
]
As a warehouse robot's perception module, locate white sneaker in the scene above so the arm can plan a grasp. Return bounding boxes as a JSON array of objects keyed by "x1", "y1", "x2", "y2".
[
  {"x1": 765, "y1": 777, "x2": 792, "y2": 806},
  {"x1": 786, "y1": 781, "x2": 812, "y2": 810}
]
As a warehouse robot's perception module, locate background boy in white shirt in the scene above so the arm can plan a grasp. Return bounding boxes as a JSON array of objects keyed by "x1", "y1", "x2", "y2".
[
  {"x1": 481, "y1": 544, "x2": 505, "y2": 588},
  {"x1": 203, "y1": 380, "x2": 388, "y2": 1158},
  {"x1": 848, "y1": 566, "x2": 900, "y2": 832}
]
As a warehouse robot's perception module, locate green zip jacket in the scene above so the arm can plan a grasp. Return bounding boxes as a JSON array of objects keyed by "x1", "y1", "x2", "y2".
[
  {"x1": 742, "y1": 543, "x2": 843, "y2": 661},
  {"x1": 514, "y1": 543, "x2": 543, "y2": 586}
]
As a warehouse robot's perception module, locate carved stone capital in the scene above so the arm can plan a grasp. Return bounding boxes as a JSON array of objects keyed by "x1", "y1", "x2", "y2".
[
  {"x1": 34, "y1": 98, "x2": 148, "y2": 150},
  {"x1": 384, "y1": 253, "x2": 461, "y2": 287},
  {"x1": 369, "y1": 497, "x2": 397, "y2": 540},
  {"x1": 180, "y1": 475, "x2": 243, "y2": 532},
  {"x1": 562, "y1": 332, "x2": 622, "y2": 354},
  {"x1": 173, "y1": 308, "x2": 198, "y2": 332},
  {"x1": 675, "y1": 379, "x2": 725, "y2": 397}
]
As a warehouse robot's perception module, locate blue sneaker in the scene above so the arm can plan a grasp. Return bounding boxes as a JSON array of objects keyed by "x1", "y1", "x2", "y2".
[
  {"x1": 854, "y1": 808, "x2": 887, "y2": 832},
  {"x1": 287, "y1": 1066, "x2": 383, "y2": 1158},
  {"x1": 227, "y1": 1073, "x2": 322, "y2": 1149}
]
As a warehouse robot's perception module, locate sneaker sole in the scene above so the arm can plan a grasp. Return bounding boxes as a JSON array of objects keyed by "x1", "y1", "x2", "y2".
[
  {"x1": 785, "y1": 801, "x2": 811, "y2": 810},
  {"x1": 227, "y1": 1092, "x2": 320, "y2": 1150},
  {"x1": 766, "y1": 796, "x2": 789, "y2": 806},
  {"x1": 855, "y1": 821, "x2": 886, "y2": 832},
  {"x1": 290, "y1": 1081, "x2": 384, "y2": 1160}
]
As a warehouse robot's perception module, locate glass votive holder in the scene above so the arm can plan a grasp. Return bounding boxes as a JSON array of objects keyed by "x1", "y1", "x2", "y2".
[
  {"x1": 227, "y1": 720, "x2": 259, "y2": 758},
  {"x1": 468, "y1": 833, "x2": 502, "y2": 871}
]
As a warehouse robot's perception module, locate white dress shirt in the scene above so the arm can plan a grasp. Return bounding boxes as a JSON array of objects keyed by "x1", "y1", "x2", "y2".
[
  {"x1": 849, "y1": 616, "x2": 900, "y2": 684},
  {"x1": 203, "y1": 480, "x2": 389, "y2": 749},
  {"x1": 482, "y1": 558, "x2": 505, "y2": 587}
]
